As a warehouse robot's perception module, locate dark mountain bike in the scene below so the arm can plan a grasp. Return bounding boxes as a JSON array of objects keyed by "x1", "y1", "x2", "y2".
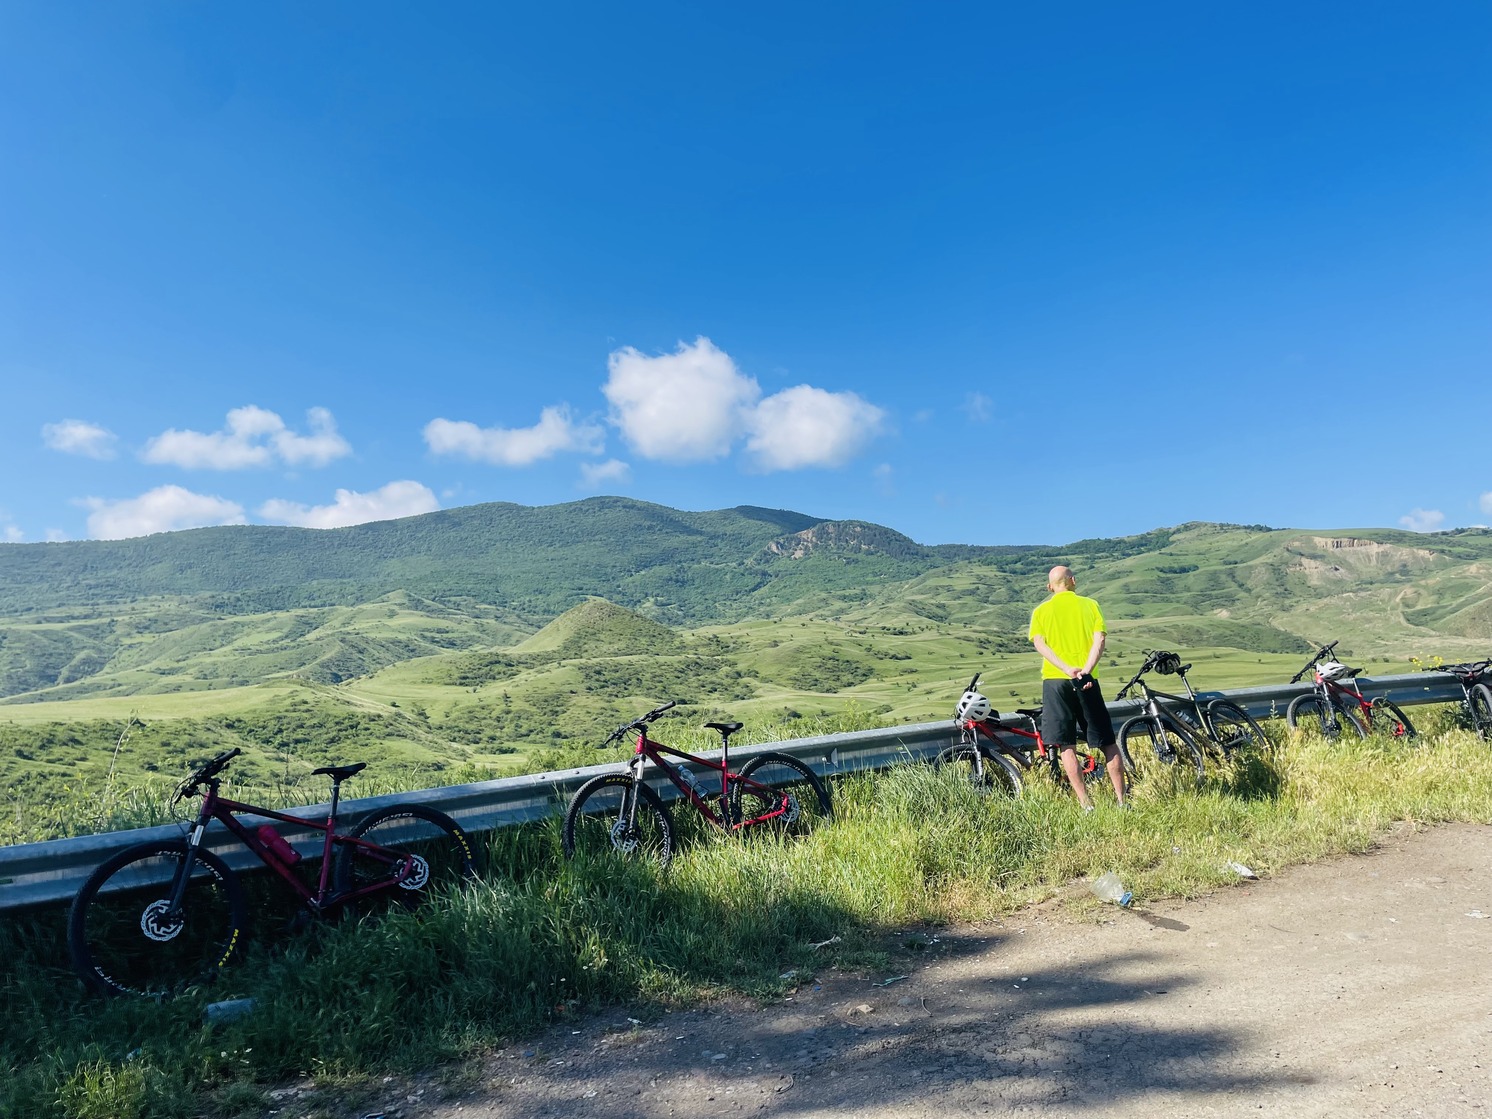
[
  {"x1": 68, "y1": 749, "x2": 476, "y2": 998},
  {"x1": 1113, "y1": 650, "x2": 1270, "y2": 777},
  {"x1": 1423, "y1": 659, "x2": 1492, "y2": 740},
  {"x1": 939, "y1": 674, "x2": 1106, "y2": 796},
  {"x1": 562, "y1": 702, "x2": 831, "y2": 868},
  {"x1": 1285, "y1": 641, "x2": 1416, "y2": 740}
]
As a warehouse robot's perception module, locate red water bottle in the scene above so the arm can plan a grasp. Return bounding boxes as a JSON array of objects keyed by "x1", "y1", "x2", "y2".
[{"x1": 256, "y1": 824, "x2": 302, "y2": 866}]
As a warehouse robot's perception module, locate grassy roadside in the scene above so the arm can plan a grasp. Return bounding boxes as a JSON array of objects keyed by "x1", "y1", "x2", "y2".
[{"x1": 3, "y1": 712, "x2": 1491, "y2": 1119}]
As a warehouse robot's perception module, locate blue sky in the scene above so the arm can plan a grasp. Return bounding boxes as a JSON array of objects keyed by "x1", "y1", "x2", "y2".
[{"x1": 2, "y1": 2, "x2": 1489, "y2": 546}]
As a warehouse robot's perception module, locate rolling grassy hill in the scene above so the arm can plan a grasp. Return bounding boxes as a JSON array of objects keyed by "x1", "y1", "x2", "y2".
[{"x1": 2, "y1": 501, "x2": 1490, "y2": 842}]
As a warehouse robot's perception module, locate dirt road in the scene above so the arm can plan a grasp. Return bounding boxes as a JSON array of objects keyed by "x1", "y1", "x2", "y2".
[{"x1": 354, "y1": 824, "x2": 1492, "y2": 1118}]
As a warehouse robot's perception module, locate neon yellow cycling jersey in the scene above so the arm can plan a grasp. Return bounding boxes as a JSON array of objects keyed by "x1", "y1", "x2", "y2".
[{"x1": 1028, "y1": 591, "x2": 1106, "y2": 680}]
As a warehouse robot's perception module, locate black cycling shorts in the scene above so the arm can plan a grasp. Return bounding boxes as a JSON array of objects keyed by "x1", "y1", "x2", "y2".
[{"x1": 1041, "y1": 676, "x2": 1116, "y2": 750}]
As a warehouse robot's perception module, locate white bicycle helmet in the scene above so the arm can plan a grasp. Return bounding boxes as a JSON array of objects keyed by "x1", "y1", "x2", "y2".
[
  {"x1": 955, "y1": 690, "x2": 993, "y2": 723},
  {"x1": 1316, "y1": 660, "x2": 1352, "y2": 681}
]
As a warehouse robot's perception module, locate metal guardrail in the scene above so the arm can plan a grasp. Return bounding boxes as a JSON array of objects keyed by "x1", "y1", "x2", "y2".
[{"x1": 0, "y1": 673, "x2": 1468, "y2": 913}]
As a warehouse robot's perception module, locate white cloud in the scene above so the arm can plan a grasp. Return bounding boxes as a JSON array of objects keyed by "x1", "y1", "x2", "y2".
[
  {"x1": 1480, "y1": 492, "x2": 1492, "y2": 516},
  {"x1": 2, "y1": 524, "x2": 22, "y2": 543},
  {"x1": 1399, "y1": 508, "x2": 1445, "y2": 533},
  {"x1": 45, "y1": 529, "x2": 69, "y2": 542},
  {"x1": 604, "y1": 337, "x2": 761, "y2": 462},
  {"x1": 873, "y1": 462, "x2": 896, "y2": 497},
  {"x1": 83, "y1": 485, "x2": 246, "y2": 539},
  {"x1": 745, "y1": 385, "x2": 887, "y2": 471},
  {"x1": 423, "y1": 405, "x2": 604, "y2": 466},
  {"x1": 43, "y1": 419, "x2": 117, "y2": 459},
  {"x1": 578, "y1": 459, "x2": 632, "y2": 489},
  {"x1": 143, "y1": 406, "x2": 351, "y2": 469},
  {"x1": 965, "y1": 392, "x2": 992, "y2": 423},
  {"x1": 259, "y1": 480, "x2": 439, "y2": 529}
]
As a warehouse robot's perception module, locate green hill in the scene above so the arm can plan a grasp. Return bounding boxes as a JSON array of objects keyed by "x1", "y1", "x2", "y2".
[{"x1": 3, "y1": 503, "x2": 1492, "y2": 841}]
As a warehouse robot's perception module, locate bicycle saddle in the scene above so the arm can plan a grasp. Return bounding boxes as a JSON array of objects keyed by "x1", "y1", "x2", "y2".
[
  {"x1": 312, "y1": 763, "x2": 367, "y2": 782},
  {"x1": 704, "y1": 721, "x2": 743, "y2": 736},
  {"x1": 1015, "y1": 708, "x2": 1043, "y2": 719}
]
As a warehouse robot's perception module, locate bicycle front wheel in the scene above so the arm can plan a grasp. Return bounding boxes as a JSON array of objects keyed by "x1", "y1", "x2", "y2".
[
  {"x1": 733, "y1": 752, "x2": 833, "y2": 835},
  {"x1": 563, "y1": 773, "x2": 675, "y2": 867},
  {"x1": 68, "y1": 841, "x2": 245, "y2": 999},
  {"x1": 1368, "y1": 699, "x2": 1416, "y2": 740},
  {"x1": 933, "y1": 740, "x2": 1023, "y2": 797},
  {"x1": 338, "y1": 803, "x2": 477, "y2": 909},
  {"x1": 1286, "y1": 694, "x2": 1366, "y2": 740},
  {"x1": 1469, "y1": 683, "x2": 1492, "y2": 741},
  {"x1": 1205, "y1": 700, "x2": 1272, "y2": 756},
  {"x1": 1117, "y1": 716, "x2": 1206, "y2": 780}
]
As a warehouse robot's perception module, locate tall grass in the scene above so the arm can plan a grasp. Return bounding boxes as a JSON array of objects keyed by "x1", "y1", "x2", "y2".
[{"x1": 3, "y1": 721, "x2": 1491, "y2": 1118}]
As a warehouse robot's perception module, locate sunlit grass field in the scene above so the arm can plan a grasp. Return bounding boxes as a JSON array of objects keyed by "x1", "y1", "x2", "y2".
[{"x1": 3, "y1": 705, "x2": 1490, "y2": 1119}]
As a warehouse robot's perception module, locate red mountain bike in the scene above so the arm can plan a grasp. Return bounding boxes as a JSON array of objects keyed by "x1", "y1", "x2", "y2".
[
  {"x1": 938, "y1": 674, "x2": 1107, "y2": 796},
  {"x1": 68, "y1": 748, "x2": 476, "y2": 998},
  {"x1": 1285, "y1": 641, "x2": 1416, "y2": 740},
  {"x1": 561, "y1": 702, "x2": 831, "y2": 867}
]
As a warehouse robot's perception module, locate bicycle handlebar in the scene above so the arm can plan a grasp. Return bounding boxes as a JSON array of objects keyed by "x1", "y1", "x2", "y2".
[
  {"x1": 1289, "y1": 641, "x2": 1340, "y2": 684},
  {"x1": 1115, "y1": 650, "x2": 1160, "y2": 700},
  {"x1": 965, "y1": 673, "x2": 981, "y2": 694},
  {"x1": 174, "y1": 747, "x2": 244, "y2": 802},
  {"x1": 597, "y1": 700, "x2": 681, "y2": 748},
  {"x1": 1431, "y1": 660, "x2": 1492, "y2": 678}
]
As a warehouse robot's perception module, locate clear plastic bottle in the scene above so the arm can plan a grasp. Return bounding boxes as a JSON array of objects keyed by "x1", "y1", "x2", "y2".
[
  {"x1": 679, "y1": 768, "x2": 705, "y2": 797},
  {"x1": 1090, "y1": 871, "x2": 1133, "y2": 907}
]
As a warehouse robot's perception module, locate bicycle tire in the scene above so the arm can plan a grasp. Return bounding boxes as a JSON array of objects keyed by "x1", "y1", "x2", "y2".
[
  {"x1": 733, "y1": 752, "x2": 833, "y2": 834},
  {"x1": 1205, "y1": 699, "x2": 1272, "y2": 755},
  {"x1": 1469, "y1": 683, "x2": 1492, "y2": 741},
  {"x1": 1368, "y1": 699, "x2": 1417, "y2": 740},
  {"x1": 562, "y1": 773, "x2": 675, "y2": 867},
  {"x1": 1117, "y1": 716, "x2": 1206, "y2": 780},
  {"x1": 337, "y1": 803, "x2": 477, "y2": 909},
  {"x1": 68, "y1": 841, "x2": 245, "y2": 999},
  {"x1": 933, "y1": 740, "x2": 1023, "y2": 797},
  {"x1": 1286, "y1": 693, "x2": 1366, "y2": 739}
]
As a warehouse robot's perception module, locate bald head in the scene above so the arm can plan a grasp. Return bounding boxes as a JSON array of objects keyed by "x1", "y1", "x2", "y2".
[{"x1": 1047, "y1": 566, "x2": 1075, "y2": 593}]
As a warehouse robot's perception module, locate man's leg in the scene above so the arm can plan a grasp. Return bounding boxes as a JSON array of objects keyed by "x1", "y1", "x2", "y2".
[
  {"x1": 1103, "y1": 744, "x2": 1127, "y2": 806},
  {"x1": 1078, "y1": 678, "x2": 1124, "y2": 806},
  {"x1": 1059, "y1": 745, "x2": 1094, "y2": 809}
]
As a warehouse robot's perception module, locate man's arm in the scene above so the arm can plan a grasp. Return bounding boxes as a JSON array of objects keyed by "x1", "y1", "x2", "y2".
[
  {"x1": 1080, "y1": 631, "x2": 1106, "y2": 677},
  {"x1": 1032, "y1": 634, "x2": 1076, "y2": 677},
  {"x1": 1032, "y1": 631, "x2": 1106, "y2": 679}
]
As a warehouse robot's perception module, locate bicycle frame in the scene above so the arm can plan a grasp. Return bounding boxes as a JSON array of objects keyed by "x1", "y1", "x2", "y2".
[
  {"x1": 169, "y1": 779, "x2": 419, "y2": 917},
  {"x1": 626, "y1": 729, "x2": 791, "y2": 832},
  {"x1": 967, "y1": 714, "x2": 1101, "y2": 781}
]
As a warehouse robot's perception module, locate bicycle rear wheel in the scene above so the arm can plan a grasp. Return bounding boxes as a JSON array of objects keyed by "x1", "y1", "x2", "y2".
[
  {"x1": 933, "y1": 740, "x2": 1023, "y2": 797},
  {"x1": 1117, "y1": 716, "x2": 1206, "y2": 780},
  {"x1": 1286, "y1": 694, "x2": 1366, "y2": 740},
  {"x1": 733, "y1": 752, "x2": 833, "y2": 835},
  {"x1": 1368, "y1": 699, "x2": 1416, "y2": 740},
  {"x1": 337, "y1": 803, "x2": 477, "y2": 910},
  {"x1": 1469, "y1": 684, "x2": 1492, "y2": 741},
  {"x1": 563, "y1": 773, "x2": 675, "y2": 867},
  {"x1": 1205, "y1": 700, "x2": 1272, "y2": 756},
  {"x1": 68, "y1": 841, "x2": 245, "y2": 999}
]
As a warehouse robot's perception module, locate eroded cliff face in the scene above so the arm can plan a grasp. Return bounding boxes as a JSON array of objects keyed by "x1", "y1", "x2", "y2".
[
  {"x1": 764, "y1": 521, "x2": 929, "y2": 561},
  {"x1": 1286, "y1": 537, "x2": 1440, "y2": 584}
]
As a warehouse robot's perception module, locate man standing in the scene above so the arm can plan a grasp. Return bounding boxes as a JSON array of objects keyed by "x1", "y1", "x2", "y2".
[{"x1": 1028, "y1": 565, "x2": 1126, "y2": 810}]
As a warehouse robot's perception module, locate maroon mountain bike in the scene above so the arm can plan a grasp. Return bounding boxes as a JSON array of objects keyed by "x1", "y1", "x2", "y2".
[{"x1": 68, "y1": 748, "x2": 476, "y2": 998}]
